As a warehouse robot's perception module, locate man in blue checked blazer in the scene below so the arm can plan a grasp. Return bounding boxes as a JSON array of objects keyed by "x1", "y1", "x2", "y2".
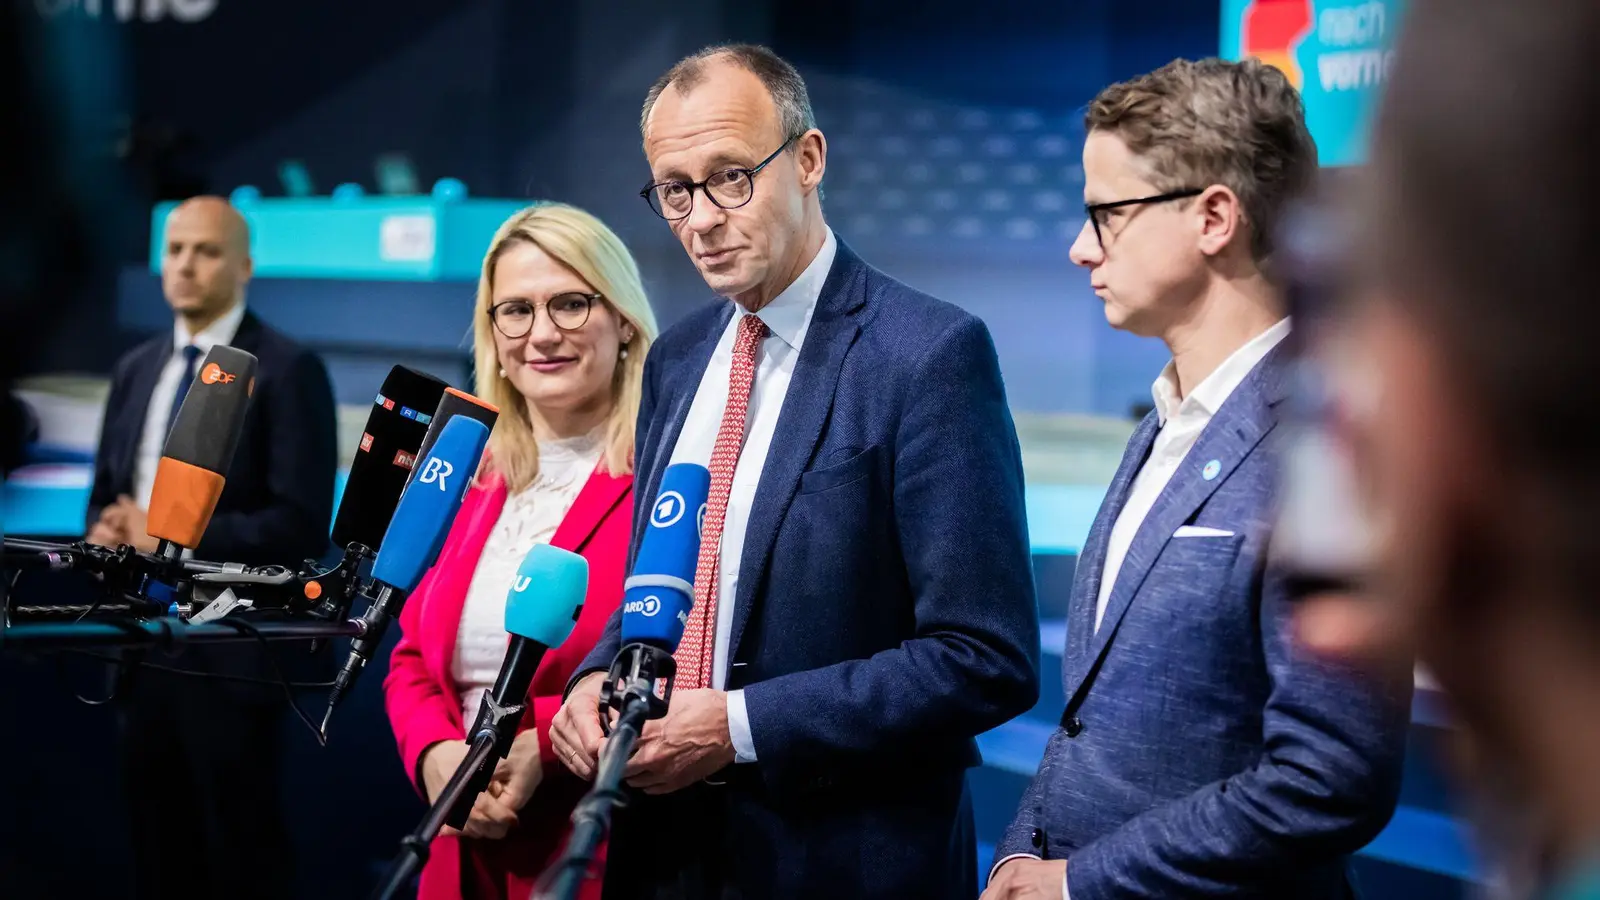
[{"x1": 984, "y1": 59, "x2": 1410, "y2": 900}]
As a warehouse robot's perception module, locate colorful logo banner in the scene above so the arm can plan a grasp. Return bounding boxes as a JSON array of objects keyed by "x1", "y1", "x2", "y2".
[{"x1": 1221, "y1": 0, "x2": 1405, "y2": 167}]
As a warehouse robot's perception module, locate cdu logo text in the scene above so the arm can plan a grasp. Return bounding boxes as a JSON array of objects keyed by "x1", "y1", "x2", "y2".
[
  {"x1": 623, "y1": 594, "x2": 662, "y2": 617},
  {"x1": 418, "y1": 456, "x2": 453, "y2": 491}
]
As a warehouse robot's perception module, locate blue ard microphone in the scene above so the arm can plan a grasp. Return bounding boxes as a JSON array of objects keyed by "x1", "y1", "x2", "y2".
[
  {"x1": 549, "y1": 464, "x2": 711, "y2": 900},
  {"x1": 323, "y1": 415, "x2": 492, "y2": 734},
  {"x1": 601, "y1": 462, "x2": 711, "y2": 727}
]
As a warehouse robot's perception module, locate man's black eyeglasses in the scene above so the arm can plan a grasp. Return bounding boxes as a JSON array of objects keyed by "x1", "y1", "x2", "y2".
[
  {"x1": 640, "y1": 134, "x2": 801, "y2": 220},
  {"x1": 1084, "y1": 188, "x2": 1204, "y2": 247}
]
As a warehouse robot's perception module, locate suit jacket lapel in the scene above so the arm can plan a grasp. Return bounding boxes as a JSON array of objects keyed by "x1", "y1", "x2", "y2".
[
  {"x1": 1068, "y1": 346, "x2": 1292, "y2": 709},
  {"x1": 1065, "y1": 411, "x2": 1159, "y2": 685},
  {"x1": 634, "y1": 306, "x2": 729, "y2": 563},
  {"x1": 228, "y1": 310, "x2": 262, "y2": 354},
  {"x1": 727, "y1": 245, "x2": 866, "y2": 661},
  {"x1": 550, "y1": 466, "x2": 630, "y2": 554}
]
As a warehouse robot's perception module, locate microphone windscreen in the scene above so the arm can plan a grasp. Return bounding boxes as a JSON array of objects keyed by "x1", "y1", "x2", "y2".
[
  {"x1": 621, "y1": 463, "x2": 710, "y2": 650},
  {"x1": 330, "y1": 366, "x2": 449, "y2": 552},
  {"x1": 415, "y1": 387, "x2": 498, "y2": 469},
  {"x1": 370, "y1": 415, "x2": 490, "y2": 592},
  {"x1": 147, "y1": 345, "x2": 260, "y2": 548},
  {"x1": 504, "y1": 544, "x2": 588, "y2": 647}
]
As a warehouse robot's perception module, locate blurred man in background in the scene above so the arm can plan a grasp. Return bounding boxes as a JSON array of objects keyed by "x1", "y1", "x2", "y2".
[
  {"x1": 87, "y1": 196, "x2": 337, "y2": 900},
  {"x1": 1295, "y1": 1, "x2": 1600, "y2": 897},
  {"x1": 987, "y1": 58, "x2": 1408, "y2": 899}
]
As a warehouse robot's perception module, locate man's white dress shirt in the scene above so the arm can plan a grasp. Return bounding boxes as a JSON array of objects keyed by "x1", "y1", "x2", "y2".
[
  {"x1": 1093, "y1": 317, "x2": 1291, "y2": 630},
  {"x1": 666, "y1": 228, "x2": 837, "y2": 764}
]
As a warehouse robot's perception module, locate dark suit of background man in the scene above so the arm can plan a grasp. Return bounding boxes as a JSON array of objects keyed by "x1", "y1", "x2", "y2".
[
  {"x1": 984, "y1": 59, "x2": 1410, "y2": 900},
  {"x1": 86, "y1": 196, "x2": 338, "y2": 900},
  {"x1": 550, "y1": 44, "x2": 1041, "y2": 899}
]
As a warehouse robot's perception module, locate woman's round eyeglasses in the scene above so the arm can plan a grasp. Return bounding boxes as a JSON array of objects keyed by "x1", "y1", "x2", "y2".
[
  {"x1": 640, "y1": 133, "x2": 801, "y2": 220},
  {"x1": 488, "y1": 292, "x2": 600, "y2": 339}
]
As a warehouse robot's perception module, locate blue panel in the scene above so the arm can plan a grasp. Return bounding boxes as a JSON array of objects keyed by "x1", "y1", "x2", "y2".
[
  {"x1": 149, "y1": 196, "x2": 527, "y2": 282},
  {"x1": 1360, "y1": 806, "x2": 1480, "y2": 883},
  {"x1": 1026, "y1": 484, "x2": 1106, "y2": 555},
  {"x1": 5, "y1": 467, "x2": 349, "y2": 540},
  {"x1": 117, "y1": 268, "x2": 478, "y2": 354}
]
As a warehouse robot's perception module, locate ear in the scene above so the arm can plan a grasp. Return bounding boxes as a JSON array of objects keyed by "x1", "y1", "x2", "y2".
[
  {"x1": 1195, "y1": 184, "x2": 1245, "y2": 258},
  {"x1": 239, "y1": 254, "x2": 254, "y2": 284},
  {"x1": 796, "y1": 129, "x2": 826, "y2": 195}
]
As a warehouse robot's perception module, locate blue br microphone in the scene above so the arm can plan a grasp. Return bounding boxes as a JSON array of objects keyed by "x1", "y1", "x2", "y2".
[
  {"x1": 323, "y1": 415, "x2": 493, "y2": 734},
  {"x1": 601, "y1": 462, "x2": 710, "y2": 730}
]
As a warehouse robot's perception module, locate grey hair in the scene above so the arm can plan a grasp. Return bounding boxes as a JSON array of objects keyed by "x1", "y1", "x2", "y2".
[{"x1": 640, "y1": 43, "x2": 817, "y2": 145}]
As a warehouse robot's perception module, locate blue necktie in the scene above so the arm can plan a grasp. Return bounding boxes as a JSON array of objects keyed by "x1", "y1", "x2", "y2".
[{"x1": 166, "y1": 344, "x2": 202, "y2": 436}]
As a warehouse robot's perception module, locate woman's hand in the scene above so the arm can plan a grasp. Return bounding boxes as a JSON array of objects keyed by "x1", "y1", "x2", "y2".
[
  {"x1": 457, "y1": 730, "x2": 545, "y2": 839},
  {"x1": 420, "y1": 732, "x2": 544, "y2": 841},
  {"x1": 420, "y1": 740, "x2": 470, "y2": 805},
  {"x1": 487, "y1": 729, "x2": 544, "y2": 812}
]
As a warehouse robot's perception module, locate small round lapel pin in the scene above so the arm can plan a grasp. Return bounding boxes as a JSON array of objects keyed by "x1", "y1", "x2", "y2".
[{"x1": 1202, "y1": 459, "x2": 1222, "y2": 481}]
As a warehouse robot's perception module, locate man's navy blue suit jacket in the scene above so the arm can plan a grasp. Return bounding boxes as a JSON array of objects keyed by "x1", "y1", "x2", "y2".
[
  {"x1": 88, "y1": 309, "x2": 337, "y2": 570},
  {"x1": 578, "y1": 239, "x2": 1041, "y2": 899}
]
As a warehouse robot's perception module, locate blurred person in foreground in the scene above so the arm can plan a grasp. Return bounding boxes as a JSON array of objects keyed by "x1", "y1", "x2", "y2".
[
  {"x1": 1291, "y1": 1, "x2": 1600, "y2": 898},
  {"x1": 550, "y1": 43, "x2": 1040, "y2": 898},
  {"x1": 985, "y1": 58, "x2": 1409, "y2": 900},
  {"x1": 384, "y1": 203, "x2": 657, "y2": 899},
  {"x1": 85, "y1": 196, "x2": 337, "y2": 900}
]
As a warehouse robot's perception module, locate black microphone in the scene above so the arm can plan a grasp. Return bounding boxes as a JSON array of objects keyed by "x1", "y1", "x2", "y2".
[
  {"x1": 321, "y1": 412, "x2": 494, "y2": 735},
  {"x1": 330, "y1": 366, "x2": 449, "y2": 556},
  {"x1": 146, "y1": 345, "x2": 259, "y2": 565},
  {"x1": 416, "y1": 386, "x2": 500, "y2": 467},
  {"x1": 370, "y1": 544, "x2": 588, "y2": 900}
]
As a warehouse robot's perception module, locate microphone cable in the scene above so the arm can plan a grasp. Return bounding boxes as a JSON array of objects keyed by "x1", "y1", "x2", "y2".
[{"x1": 45, "y1": 615, "x2": 336, "y2": 746}]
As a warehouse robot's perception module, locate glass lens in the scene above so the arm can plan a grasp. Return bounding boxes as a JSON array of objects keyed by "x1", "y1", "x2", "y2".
[
  {"x1": 492, "y1": 300, "x2": 534, "y2": 337},
  {"x1": 706, "y1": 169, "x2": 753, "y2": 208},
  {"x1": 652, "y1": 183, "x2": 693, "y2": 218},
  {"x1": 548, "y1": 293, "x2": 594, "y2": 330}
]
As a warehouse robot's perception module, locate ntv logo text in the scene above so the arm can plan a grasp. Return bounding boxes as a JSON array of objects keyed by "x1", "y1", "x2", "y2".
[{"x1": 35, "y1": 0, "x2": 218, "y2": 24}]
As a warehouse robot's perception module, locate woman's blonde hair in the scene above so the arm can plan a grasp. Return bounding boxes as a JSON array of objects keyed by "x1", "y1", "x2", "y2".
[{"x1": 472, "y1": 202, "x2": 658, "y2": 493}]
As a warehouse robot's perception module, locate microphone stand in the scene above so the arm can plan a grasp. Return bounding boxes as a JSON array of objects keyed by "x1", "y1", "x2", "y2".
[
  {"x1": 0, "y1": 617, "x2": 364, "y2": 651},
  {"x1": 372, "y1": 680, "x2": 534, "y2": 899},
  {"x1": 369, "y1": 731, "x2": 499, "y2": 900},
  {"x1": 536, "y1": 643, "x2": 675, "y2": 900}
]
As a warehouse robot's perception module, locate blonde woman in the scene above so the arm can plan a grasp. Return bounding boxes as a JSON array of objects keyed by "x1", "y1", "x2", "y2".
[{"x1": 385, "y1": 203, "x2": 657, "y2": 900}]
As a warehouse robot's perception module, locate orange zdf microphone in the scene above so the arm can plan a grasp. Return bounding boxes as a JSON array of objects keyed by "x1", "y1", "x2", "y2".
[{"x1": 146, "y1": 345, "x2": 259, "y2": 563}]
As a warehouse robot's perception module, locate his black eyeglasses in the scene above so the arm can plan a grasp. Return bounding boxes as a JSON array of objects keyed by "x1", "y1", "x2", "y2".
[
  {"x1": 1084, "y1": 188, "x2": 1204, "y2": 248},
  {"x1": 640, "y1": 133, "x2": 801, "y2": 220},
  {"x1": 488, "y1": 292, "x2": 601, "y2": 339}
]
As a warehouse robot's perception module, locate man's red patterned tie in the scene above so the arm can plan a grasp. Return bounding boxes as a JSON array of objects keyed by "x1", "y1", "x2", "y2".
[{"x1": 675, "y1": 314, "x2": 768, "y2": 690}]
